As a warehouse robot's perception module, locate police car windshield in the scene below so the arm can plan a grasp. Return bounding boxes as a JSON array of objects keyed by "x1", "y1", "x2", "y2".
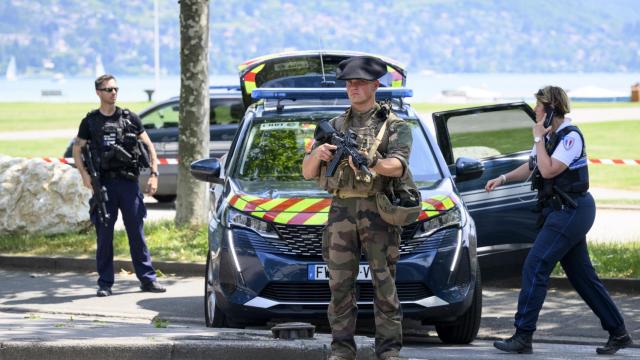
[
  {"x1": 233, "y1": 117, "x2": 442, "y2": 184},
  {"x1": 235, "y1": 118, "x2": 318, "y2": 181}
]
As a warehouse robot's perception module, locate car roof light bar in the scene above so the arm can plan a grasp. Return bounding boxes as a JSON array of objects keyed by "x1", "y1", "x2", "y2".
[
  {"x1": 209, "y1": 85, "x2": 241, "y2": 91},
  {"x1": 251, "y1": 87, "x2": 413, "y2": 101}
]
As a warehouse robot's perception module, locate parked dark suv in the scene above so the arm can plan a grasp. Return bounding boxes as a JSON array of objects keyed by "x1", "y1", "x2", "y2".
[
  {"x1": 63, "y1": 86, "x2": 243, "y2": 202},
  {"x1": 190, "y1": 51, "x2": 539, "y2": 344}
]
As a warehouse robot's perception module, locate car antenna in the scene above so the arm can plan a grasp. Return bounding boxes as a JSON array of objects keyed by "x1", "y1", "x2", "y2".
[{"x1": 319, "y1": 52, "x2": 335, "y2": 88}]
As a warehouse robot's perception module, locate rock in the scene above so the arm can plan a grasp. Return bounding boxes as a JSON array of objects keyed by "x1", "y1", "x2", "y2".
[{"x1": 0, "y1": 155, "x2": 92, "y2": 235}]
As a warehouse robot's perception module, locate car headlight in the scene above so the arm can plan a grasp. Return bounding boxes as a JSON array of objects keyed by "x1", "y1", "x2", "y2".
[
  {"x1": 413, "y1": 206, "x2": 464, "y2": 239},
  {"x1": 225, "y1": 207, "x2": 278, "y2": 238}
]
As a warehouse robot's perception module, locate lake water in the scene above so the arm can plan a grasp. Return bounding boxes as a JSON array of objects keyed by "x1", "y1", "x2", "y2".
[{"x1": 1, "y1": 73, "x2": 639, "y2": 103}]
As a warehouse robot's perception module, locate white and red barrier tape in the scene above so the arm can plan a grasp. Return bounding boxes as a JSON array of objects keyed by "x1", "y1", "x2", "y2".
[
  {"x1": 36, "y1": 157, "x2": 640, "y2": 166},
  {"x1": 588, "y1": 159, "x2": 640, "y2": 165},
  {"x1": 39, "y1": 157, "x2": 179, "y2": 165}
]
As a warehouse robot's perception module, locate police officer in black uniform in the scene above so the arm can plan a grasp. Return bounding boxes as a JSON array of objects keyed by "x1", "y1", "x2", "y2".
[
  {"x1": 485, "y1": 86, "x2": 632, "y2": 355},
  {"x1": 72, "y1": 74, "x2": 166, "y2": 297}
]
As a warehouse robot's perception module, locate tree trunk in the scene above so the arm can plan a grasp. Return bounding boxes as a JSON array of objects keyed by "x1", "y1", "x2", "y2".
[{"x1": 176, "y1": 0, "x2": 210, "y2": 226}]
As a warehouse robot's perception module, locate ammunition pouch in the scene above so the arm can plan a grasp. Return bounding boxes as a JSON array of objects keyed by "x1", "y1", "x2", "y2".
[
  {"x1": 375, "y1": 170, "x2": 421, "y2": 226},
  {"x1": 318, "y1": 160, "x2": 377, "y2": 196}
]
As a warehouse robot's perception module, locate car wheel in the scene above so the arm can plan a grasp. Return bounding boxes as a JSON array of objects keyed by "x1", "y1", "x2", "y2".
[
  {"x1": 435, "y1": 263, "x2": 482, "y2": 344},
  {"x1": 153, "y1": 195, "x2": 176, "y2": 203},
  {"x1": 204, "y1": 251, "x2": 227, "y2": 328}
]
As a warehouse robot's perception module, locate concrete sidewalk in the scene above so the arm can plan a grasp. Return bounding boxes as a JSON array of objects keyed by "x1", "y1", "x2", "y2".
[
  {"x1": 0, "y1": 268, "x2": 638, "y2": 359},
  {"x1": 0, "y1": 269, "x2": 374, "y2": 359},
  {"x1": 0, "y1": 312, "x2": 374, "y2": 360}
]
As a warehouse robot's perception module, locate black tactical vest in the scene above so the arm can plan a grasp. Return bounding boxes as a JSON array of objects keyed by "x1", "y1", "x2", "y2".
[
  {"x1": 532, "y1": 125, "x2": 589, "y2": 198},
  {"x1": 86, "y1": 108, "x2": 148, "y2": 180}
]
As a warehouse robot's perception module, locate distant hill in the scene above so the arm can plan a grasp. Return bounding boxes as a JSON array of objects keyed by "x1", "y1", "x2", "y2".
[{"x1": 1, "y1": 0, "x2": 639, "y2": 77}]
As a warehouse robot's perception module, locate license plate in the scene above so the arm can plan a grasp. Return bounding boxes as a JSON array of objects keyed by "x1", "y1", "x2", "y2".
[{"x1": 308, "y1": 264, "x2": 371, "y2": 281}]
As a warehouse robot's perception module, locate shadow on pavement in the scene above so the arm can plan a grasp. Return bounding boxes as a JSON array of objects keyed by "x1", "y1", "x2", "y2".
[{"x1": 137, "y1": 295, "x2": 202, "y2": 323}]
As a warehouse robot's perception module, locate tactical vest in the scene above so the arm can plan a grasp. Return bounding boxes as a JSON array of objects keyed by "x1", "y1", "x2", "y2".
[
  {"x1": 531, "y1": 125, "x2": 589, "y2": 199},
  {"x1": 318, "y1": 103, "x2": 405, "y2": 196},
  {"x1": 86, "y1": 108, "x2": 149, "y2": 180}
]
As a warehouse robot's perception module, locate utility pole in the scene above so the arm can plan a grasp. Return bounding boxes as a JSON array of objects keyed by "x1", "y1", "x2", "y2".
[{"x1": 154, "y1": 0, "x2": 160, "y2": 95}]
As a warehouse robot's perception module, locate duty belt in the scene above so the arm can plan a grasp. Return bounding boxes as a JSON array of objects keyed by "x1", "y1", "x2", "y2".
[{"x1": 542, "y1": 191, "x2": 586, "y2": 210}]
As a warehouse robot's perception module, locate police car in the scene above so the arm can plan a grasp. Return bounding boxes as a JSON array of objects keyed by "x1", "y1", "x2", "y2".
[{"x1": 190, "y1": 51, "x2": 539, "y2": 344}]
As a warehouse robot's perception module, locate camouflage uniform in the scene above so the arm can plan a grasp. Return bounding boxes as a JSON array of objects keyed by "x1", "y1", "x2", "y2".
[{"x1": 316, "y1": 104, "x2": 412, "y2": 359}]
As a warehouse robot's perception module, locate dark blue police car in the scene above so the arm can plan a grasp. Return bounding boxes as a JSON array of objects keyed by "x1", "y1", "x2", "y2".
[{"x1": 190, "y1": 51, "x2": 539, "y2": 344}]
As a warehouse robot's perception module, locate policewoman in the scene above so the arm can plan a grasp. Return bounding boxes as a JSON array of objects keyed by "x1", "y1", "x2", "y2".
[
  {"x1": 302, "y1": 57, "x2": 419, "y2": 360},
  {"x1": 72, "y1": 74, "x2": 166, "y2": 297},
  {"x1": 486, "y1": 86, "x2": 632, "y2": 355}
]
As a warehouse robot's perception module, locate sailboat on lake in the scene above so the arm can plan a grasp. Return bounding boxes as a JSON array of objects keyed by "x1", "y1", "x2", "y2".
[
  {"x1": 6, "y1": 56, "x2": 16, "y2": 81},
  {"x1": 95, "y1": 55, "x2": 105, "y2": 78}
]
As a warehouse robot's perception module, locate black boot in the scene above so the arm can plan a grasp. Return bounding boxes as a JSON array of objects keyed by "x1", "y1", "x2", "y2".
[
  {"x1": 493, "y1": 332, "x2": 533, "y2": 354},
  {"x1": 596, "y1": 333, "x2": 632, "y2": 355}
]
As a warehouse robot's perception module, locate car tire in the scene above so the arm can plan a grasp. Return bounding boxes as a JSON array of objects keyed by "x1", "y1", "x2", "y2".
[
  {"x1": 435, "y1": 263, "x2": 482, "y2": 344},
  {"x1": 205, "y1": 251, "x2": 228, "y2": 328},
  {"x1": 153, "y1": 195, "x2": 177, "y2": 203}
]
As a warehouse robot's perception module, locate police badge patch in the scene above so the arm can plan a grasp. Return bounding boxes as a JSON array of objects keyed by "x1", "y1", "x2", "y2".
[{"x1": 563, "y1": 136, "x2": 575, "y2": 150}]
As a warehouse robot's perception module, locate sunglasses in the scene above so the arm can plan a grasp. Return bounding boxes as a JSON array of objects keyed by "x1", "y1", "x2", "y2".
[{"x1": 98, "y1": 87, "x2": 119, "y2": 93}]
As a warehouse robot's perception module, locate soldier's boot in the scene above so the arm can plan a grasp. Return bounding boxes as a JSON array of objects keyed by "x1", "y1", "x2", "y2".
[
  {"x1": 493, "y1": 332, "x2": 533, "y2": 354},
  {"x1": 596, "y1": 332, "x2": 632, "y2": 355},
  {"x1": 328, "y1": 356, "x2": 353, "y2": 360},
  {"x1": 377, "y1": 351, "x2": 407, "y2": 360}
]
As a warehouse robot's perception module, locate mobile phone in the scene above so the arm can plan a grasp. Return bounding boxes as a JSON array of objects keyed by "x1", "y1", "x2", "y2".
[{"x1": 543, "y1": 104, "x2": 554, "y2": 128}]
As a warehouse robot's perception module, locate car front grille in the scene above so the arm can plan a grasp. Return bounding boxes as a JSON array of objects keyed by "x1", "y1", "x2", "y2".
[
  {"x1": 260, "y1": 282, "x2": 432, "y2": 302},
  {"x1": 233, "y1": 224, "x2": 459, "y2": 258}
]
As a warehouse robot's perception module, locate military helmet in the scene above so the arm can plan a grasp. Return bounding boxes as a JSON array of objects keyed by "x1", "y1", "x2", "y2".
[{"x1": 375, "y1": 187, "x2": 421, "y2": 226}]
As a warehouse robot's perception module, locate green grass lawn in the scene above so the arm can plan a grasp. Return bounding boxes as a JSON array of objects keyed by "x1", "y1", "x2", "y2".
[
  {"x1": 553, "y1": 241, "x2": 640, "y2": 278},
  {"x1": 449, "y1": 120, "x2": 640, "y2": 191},
  {"x1": 0, "y1": 138, "x2": 71, "y2": 158},
  {"x1": 0, "y1": 102, "x2": 149, "y2": 132},
  {"x1": 0, "y1": 220, "x2": 207, "y2": 263},
  {"x1": 576, "y1": 120, "x2": 640, "y2": 191}
]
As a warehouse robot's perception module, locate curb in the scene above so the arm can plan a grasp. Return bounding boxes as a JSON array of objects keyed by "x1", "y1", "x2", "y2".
[
  {"x1": 0, "y1": 338, "x2": 375, "y2": 360},
  {"x1": 595, "y1": 204, "x2": 640, "y2": 211},
  {"x1": 0, "y1": 255, "x2": 204, "y2": 277},
  {"x1": 4, "y1": 255, "x2": 640, "y2": 294},
  {"x1": 485, "y1": 275, "x2": 640, "y2": 294},
  {"x1": 0, "y1": 311, "x2": 376, "y2": 360},
  {"x1": 3, "y1": 255, "x2": 639, "y2": 294}
]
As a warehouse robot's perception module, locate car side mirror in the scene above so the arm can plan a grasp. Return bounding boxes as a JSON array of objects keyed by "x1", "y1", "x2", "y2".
[
  {"x1": 454, "y1": 157, "x2": 484, "y2": 182},
  {"x1": 190, "y1": 158, "x2": 223, "y2": 184}
]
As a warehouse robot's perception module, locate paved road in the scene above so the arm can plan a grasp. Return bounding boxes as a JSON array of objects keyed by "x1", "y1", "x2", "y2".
[
  {"x1": 400, "y1": 340, "x2": 640, "y2": 359},
  {"x1": 0, "y1": 268, "x2": 638, "y2": 359}
]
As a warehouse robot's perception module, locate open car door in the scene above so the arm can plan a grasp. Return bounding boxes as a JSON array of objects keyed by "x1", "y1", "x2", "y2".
[
  {"x1": 237, "y1": 50, "x2": 406, "y2": 108},
  {"x1": 432, "y1": 102, "x2": 539, "y2": 275}
]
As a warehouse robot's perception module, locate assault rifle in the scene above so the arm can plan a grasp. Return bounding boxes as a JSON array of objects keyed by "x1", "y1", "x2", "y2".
[
  {"x1": 82, "y1": 145, "x2": 110, "y2": 226},
  {"x1": 314, "y1": 120, "x2": 371, "y2": 178}
]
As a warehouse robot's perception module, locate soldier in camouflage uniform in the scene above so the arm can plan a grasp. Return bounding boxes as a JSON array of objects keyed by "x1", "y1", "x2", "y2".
[{"x1": 302, "y1": 56, "x2": 413, "y2": 360}]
